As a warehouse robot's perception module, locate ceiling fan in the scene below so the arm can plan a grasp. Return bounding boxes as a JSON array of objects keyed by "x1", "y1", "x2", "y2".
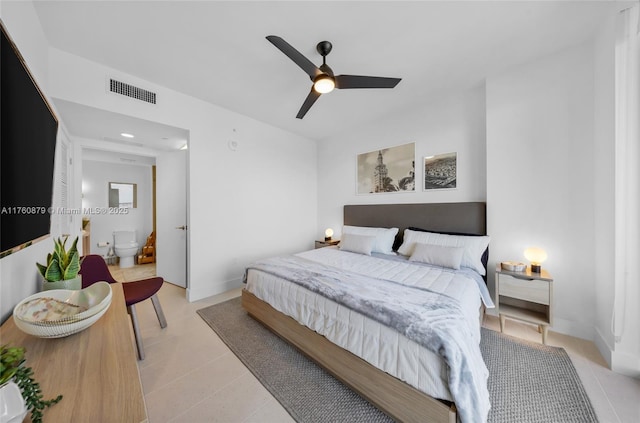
[{"x1": 266, "y1": 35, "x2": 402, "y2": 119}]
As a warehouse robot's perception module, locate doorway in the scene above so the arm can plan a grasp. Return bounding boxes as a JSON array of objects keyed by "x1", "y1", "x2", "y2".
[{"x1": 55, "y1": 99, "x2": 189, "y2": 293}]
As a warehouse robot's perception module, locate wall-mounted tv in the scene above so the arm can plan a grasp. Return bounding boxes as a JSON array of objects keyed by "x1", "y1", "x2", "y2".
[{"x1": 1, "y1": 21, "x2": 58, "y2": 257}]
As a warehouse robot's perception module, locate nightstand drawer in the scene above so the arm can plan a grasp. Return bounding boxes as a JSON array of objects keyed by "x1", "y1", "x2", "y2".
[{"x1": 499, "y1": 275, "x2": 549, "y2": 305}]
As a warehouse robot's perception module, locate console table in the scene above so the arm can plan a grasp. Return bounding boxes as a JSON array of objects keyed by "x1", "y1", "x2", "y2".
[{"x1": 0, "y1": 283, "x2": 148, "y2": 422}]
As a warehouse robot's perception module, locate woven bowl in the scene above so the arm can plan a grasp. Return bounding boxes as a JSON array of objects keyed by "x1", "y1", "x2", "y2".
[
  {"x1": 500, "y1": 261, "x2": 527, "y2": 272},
  {"x1": 13, "y1": 304, "x2": 110, "y2": 338},
  {"x1": 13, "y1": 283, "x2": 112, "y2": 337}
]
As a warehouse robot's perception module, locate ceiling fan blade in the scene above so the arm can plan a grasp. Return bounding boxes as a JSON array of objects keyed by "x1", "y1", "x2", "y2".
[
  {"x1": 266, "y1": 35, "x2": 321, "y2": 79},
  {"x1": 296, "y1": 89, "x2": 321, "y2": 119},
  {"x1": 335, "y1": 75, "x2": 401, "y2": 89}
]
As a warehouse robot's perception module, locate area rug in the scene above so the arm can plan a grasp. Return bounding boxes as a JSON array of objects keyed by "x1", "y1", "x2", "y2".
[{"x1": 197, "y1": 297, "x2": 598, "y2": 423}]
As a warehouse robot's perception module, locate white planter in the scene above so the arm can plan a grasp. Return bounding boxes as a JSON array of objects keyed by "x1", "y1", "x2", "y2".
[
  {"x1": 42, "y1": 275, "x2": 82, "y2": 291},
  {"x1": 0, "y1": 381, "x2": 27, "y2": 423}
]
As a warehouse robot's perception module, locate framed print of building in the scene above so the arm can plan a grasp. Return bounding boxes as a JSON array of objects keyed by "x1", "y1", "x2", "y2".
[{"x1": 357, "y1": 142, "x2": 415, "y2": 194}]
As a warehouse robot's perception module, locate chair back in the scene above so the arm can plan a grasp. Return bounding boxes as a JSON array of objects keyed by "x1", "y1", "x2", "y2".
[{"x1": 80, "y1": 254, "x2": 118, "y2": 288}]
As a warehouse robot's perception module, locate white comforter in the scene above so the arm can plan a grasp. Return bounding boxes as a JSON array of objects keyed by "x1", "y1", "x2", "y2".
[{"x1": 245, "y1": 247, "x2": 492, "y2": 422}]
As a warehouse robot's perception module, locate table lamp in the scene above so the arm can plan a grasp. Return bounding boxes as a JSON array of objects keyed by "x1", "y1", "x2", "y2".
[
  {"x1": 325, "y1": 228, "x2": 334, "y2": 241},
  {"x1": 524, "y1": 247, "x2": 547, "y2": 273}
]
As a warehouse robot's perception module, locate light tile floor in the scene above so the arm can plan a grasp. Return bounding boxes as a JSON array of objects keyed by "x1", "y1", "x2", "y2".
[{"x1": 114, "y1": 264, "x2": 640, "y2": 423}]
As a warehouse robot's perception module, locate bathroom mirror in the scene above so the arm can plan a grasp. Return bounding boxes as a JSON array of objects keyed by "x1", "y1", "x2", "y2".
[{"x1": 108, "y1": 182, "x2": 137, "y2": 208}]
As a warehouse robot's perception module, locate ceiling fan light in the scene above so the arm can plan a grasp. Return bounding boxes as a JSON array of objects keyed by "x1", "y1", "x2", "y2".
[{"x1": 313, "y1": 75, "x2": 335, "y2": 94}]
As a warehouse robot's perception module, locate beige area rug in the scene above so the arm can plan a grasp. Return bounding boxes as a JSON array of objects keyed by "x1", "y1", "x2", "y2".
[{"x1": 198, "y1": 297, "x2": 598, "y2": 423}]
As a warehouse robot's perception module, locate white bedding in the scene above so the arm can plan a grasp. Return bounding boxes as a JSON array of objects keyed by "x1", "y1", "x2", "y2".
[{"x1": 245, "y1": 246, "x2": 490, "y2": 404}]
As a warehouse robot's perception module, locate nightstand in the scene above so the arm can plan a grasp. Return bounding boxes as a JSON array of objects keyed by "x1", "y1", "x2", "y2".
[
  {"x1": 495, "y1": 264, "x2": 553, "y2": 344},
  {"x1": 315, "y1": 239, "x2": 340, "y2": 249}
]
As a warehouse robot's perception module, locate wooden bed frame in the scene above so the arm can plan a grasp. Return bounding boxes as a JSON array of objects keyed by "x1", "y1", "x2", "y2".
[{"x1": 242, "y1": 202, "x2": 487, "y2": 423}]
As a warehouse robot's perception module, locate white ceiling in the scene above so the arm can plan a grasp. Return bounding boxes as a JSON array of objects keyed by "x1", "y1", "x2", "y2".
[
  {"x1": 55, "y1": 98, "x2": 189, "y2": 151},
  {"x1": 32, "y1": 1, "x2": 631, "y2": 145}
]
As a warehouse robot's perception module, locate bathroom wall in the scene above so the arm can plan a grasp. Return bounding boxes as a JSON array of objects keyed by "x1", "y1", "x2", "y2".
[{"x1": 81, "y1": 159, "x2": 153, "y2": 259}]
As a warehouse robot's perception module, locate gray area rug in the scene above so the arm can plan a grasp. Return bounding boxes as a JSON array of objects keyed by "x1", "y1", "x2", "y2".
[{"x1": 197, "y1": 297, "x2": 598, "y2": 423}]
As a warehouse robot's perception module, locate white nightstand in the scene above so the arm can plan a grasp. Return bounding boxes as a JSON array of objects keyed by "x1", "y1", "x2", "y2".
[{"x1": 495, "y1": 264, "x2": 553, "y2": 344}]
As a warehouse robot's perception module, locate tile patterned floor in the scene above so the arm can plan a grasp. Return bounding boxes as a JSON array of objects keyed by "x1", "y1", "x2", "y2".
[{"x1": 115, "y1": 264, "x2": 640, "y2": 423}]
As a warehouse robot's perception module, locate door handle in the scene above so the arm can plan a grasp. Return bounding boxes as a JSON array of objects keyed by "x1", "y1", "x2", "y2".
[{"x1": 175, "y1": 225, "x2": 187, "y2": 230}]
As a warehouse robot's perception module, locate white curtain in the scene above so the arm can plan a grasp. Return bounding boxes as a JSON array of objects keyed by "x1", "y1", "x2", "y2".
[{"x1": 612, "y1": 4, "x2": 640, "y2": 367}]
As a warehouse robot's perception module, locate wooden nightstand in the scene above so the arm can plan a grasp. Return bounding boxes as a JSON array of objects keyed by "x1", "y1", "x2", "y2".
[
  {"x1": 495, "y1": 264, "x2": 553, "y2": 344},
  {"x1": 315, "y1": 239, "x2": 340, "y2": 249}
]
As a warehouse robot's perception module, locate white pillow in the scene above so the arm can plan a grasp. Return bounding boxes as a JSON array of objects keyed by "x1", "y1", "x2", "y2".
[
  {"x1": 398, "y1": 229, "x2": 490, "y2": 275},
  {"x1": 409, "y1": 243, "x2": 464, "y2": 270},
  {"x1": 339, "y1": 233, "x2": 377, "y2": 256},
  {"x1": 342, "y1": 225, "x2": 398, "y2": 255}
]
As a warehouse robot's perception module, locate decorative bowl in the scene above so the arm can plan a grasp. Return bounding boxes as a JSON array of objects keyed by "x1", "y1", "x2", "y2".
[
  {"x1": 501, "y1": 261, "x2": 527, "y2": 272},
  {"x1": 13, "y1": 282, "x2": 112, "y2": 338},
  {"x1": 0, "y1": 381, "x2": 27, "y2": 423}
]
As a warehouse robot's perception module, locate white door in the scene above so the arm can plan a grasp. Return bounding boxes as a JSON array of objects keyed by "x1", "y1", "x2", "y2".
[{"x1": 156, "y1": 150, "x2": 188, "y2": 288}]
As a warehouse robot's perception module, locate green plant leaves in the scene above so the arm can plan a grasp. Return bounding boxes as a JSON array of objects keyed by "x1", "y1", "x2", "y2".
[
  {"x1": 2, "y1": 345, "x2": 63, "y2": 422},
  {"x1": 14, "y1": 363, "x2": 63, "y2": 423},
  {"x1": 1, "y1": 345, "x2": 25, "y2": 385},
  {"x1": 35, "y1": 262, "x2": 47, "y2": 279},
  {"x1": 44, "y1": 258, "x2": 62, "y2": 282},
  {"x1": 63, "y1": 252, "x2": 79, "y2": 280},
  {"x1": 36, "y1": 236, "x2": 81, "y2": 283}
]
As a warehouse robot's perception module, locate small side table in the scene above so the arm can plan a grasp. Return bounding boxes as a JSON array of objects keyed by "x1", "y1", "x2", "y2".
[
  {"x1": 495, "y1": 264, "x2": 553, "y2": 344},
  {"x1": 315, "y1": 239, "x2": 340, "y2": 249}
]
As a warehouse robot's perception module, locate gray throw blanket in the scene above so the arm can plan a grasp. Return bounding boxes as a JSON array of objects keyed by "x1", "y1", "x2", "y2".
[{"x1": 245, "y1": 255, "x2": 490, "y2": 423}]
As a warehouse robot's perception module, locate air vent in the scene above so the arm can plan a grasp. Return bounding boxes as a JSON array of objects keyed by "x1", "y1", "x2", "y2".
[{"x1": 109, "y1": 78, "x2": 156, "y2": 104}]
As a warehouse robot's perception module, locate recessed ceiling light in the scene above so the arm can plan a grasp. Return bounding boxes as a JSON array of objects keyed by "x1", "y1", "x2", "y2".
[
  {"x1": 180, "y1": 143, "x2": 188, "y2": 150},
  {"x1": 120, "y1": 133, "x2": 135, "y2": 138}
]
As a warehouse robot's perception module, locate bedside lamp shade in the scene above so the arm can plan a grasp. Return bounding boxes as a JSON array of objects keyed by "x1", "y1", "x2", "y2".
[
  {"x1": 524, "y1": 247, "x2": 547, "y2": 273},
  {"x1": 324, "y1": 228, "x2": 334, "y2": 241}
]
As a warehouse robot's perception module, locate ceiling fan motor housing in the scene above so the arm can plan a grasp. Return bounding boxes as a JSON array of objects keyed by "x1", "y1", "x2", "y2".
[
  {"x1": 318, "y1": 64, "x2": 334, "y2": 77},
  {"x1": 316, "y1": 41, "x2": 332, "y2": 57}
]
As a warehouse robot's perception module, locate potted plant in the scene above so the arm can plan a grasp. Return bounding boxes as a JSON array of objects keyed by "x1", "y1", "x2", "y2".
[
  {"x1": 1, "y1": 345, "x2": 62, "y2": 423},
  {"x1": 36, "y1": 236, "x2": 82, "y2": 291}
]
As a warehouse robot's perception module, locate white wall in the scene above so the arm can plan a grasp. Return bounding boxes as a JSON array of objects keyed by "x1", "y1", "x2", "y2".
[
  {"x1": 610, "y1": 6, "x2": 640, "y2": 376},
  {"x1": 593, "y1": 13, "x2": 617, "y2": 365},
  {"x1": 317, "y1": 85, "x2": 487, "y2": 239},
  {"x1": 46, "y1": 49, "x2": 317, "y2": 301},
  {"x1": 0, "y1": 1, "x2": 79, "y2": 322},
  {"x1": 486, "y1": 42, "x2": 596, "y2": 339},
  {"x1": 81, "y1": 160, "x2": 153, "y2": 257}
]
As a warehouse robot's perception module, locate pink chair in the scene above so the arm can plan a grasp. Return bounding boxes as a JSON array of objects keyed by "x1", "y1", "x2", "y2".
[{"x1": 80, "y1": 254, "x2": 167, "y2": 360}]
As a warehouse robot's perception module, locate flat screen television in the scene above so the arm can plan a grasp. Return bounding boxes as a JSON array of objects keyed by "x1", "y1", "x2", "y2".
[{"x1": 1, "y1": 22, "x2": 58, "y2": 257}]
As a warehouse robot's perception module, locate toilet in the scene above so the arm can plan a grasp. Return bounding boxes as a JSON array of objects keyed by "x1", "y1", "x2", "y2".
[{"x1": 113, "y1": 230, "x2": 139, "y2": 269}]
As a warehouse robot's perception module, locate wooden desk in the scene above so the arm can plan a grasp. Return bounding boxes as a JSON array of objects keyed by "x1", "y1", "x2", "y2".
[{"x1": 0, "y1": 283, "x2": 148, "y2": 422}]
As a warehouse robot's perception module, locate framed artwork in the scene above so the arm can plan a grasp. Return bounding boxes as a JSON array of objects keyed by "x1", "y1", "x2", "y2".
[
  {"x1": 357, "y1": 142, "x2": 415, "y2": 194},
  {"x1": 424, "y1": 152, "x2": 457, "y2": 190}
]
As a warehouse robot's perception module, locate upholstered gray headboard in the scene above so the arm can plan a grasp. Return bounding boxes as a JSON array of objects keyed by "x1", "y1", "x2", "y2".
[{"x1": 344, "y1": 202, "x2": 486, "y2": 246}]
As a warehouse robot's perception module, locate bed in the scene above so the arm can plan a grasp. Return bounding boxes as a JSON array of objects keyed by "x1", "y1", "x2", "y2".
[{"x1": 242, "y1": 202, "x2": 492, "y2": 423}]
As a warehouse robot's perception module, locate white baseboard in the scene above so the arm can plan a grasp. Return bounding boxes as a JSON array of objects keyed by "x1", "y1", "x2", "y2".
[
  {"x1": 594, "y1": 326, "x2": 613, "y2": 368},
  {"x1": 611, "y1": 350, "x2": 640, "y2": 377},
  {"x1": 187, "y1": 278, "x2": 243, "y2": 302},
  {"x1": 465, "y1": 308, "x2": 599, "y2": 345},
  {"x1": 549, "y1": 316, "x2": 594, "y2": 341}
]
